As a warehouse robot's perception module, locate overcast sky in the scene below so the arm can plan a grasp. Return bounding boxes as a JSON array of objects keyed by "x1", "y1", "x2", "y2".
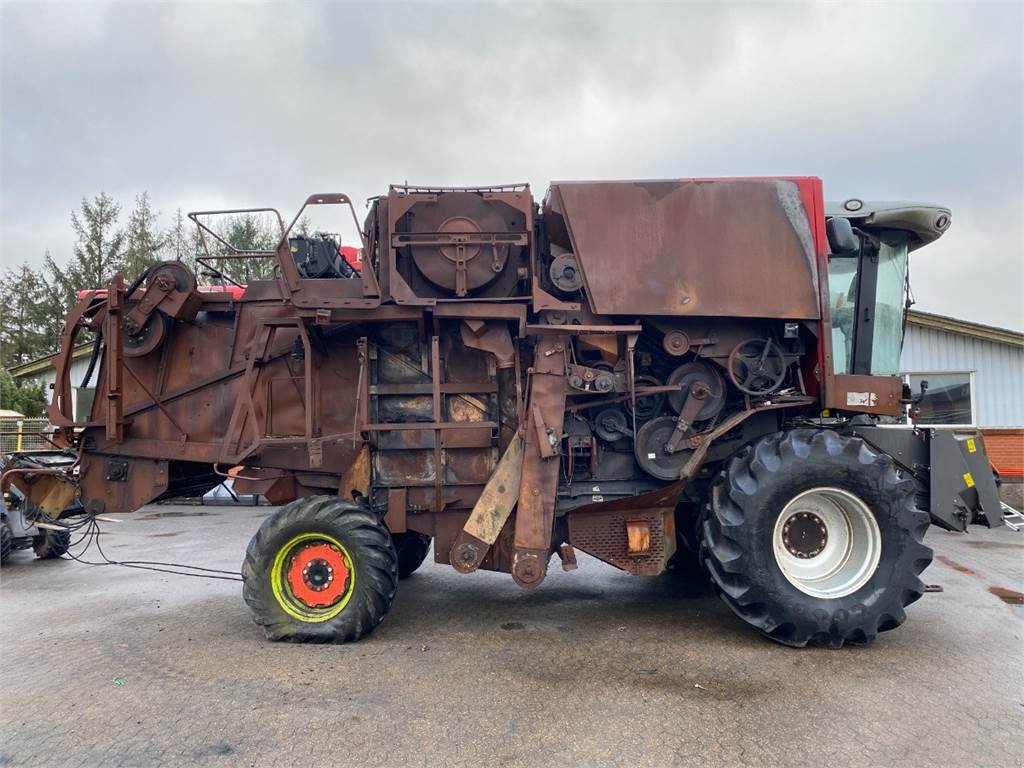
[{"x1": 1, "y1": 0, "x2": 1021, "y2": 330}]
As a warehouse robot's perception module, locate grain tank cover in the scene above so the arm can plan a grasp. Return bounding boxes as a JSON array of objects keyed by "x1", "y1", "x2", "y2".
[{"x1": 545, "y1": 178, "x2": 823, "y2": 319}]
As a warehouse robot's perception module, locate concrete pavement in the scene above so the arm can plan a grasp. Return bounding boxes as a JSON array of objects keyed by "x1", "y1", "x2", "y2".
[{"x1": 1, "y1": 504, "x2": 1022, "y2": 767}]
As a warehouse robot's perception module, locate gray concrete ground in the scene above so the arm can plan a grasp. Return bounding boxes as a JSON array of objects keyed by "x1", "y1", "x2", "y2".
[{"x1": 1, "y1": 503, "x2": 1022, "y2": 768}]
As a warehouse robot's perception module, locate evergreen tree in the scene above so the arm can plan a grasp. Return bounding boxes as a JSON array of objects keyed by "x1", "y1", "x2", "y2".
[
  {"x1": 217, "y1": 213, "x2": 278, "y2": 283},
  {"x1": 0, "y1": 368, "x2": 47, "y2": 417},
  {"x1": 0, "y1": 263, "x2": 49, "y2": 367},
  {"x1": 65, "y1": 192, "x2": 126, "y2": 291},
  {"x1": 163, "y1": 208, "x2": 189, "y2": 261},
  {"x1": 36, "y1": 251, "x2": 74, "y2": 355},
  {"x1": 122, "y1": 192, "x2": 164, "y2": 277}
]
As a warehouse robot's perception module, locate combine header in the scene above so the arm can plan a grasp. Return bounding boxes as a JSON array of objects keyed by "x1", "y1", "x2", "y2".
[{"x1": 3, "y1": 178, "x2": 1003, "y2": 647}]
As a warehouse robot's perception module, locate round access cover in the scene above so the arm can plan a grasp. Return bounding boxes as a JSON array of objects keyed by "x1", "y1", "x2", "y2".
[{"x1": 407, "y1": 192, "x2": 514, "y2": 295}]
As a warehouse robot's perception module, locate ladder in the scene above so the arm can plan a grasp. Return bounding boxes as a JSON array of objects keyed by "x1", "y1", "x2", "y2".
[{"x1": 1001, "y1": 501, "x2": 1024, "y2": 532}]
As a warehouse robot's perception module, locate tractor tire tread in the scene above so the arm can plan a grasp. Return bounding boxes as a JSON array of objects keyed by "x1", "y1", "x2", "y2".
[{"x1": 702, "y1": 429, "x2": 932, "y2": 648}]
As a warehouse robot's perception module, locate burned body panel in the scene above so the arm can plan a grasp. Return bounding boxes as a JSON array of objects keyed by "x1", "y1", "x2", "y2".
[{"x1": 547, "y1": 179, "x2": 822, "y2": 318}]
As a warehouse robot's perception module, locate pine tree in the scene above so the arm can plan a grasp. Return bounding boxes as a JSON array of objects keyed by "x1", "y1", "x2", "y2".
[
  {"x1": 66, "y1": 192, "x2": 126, "y2": 291},
  {"x1": 162, "y1": 208, "x2": 188, "y2": 260},
  {"x1": 0, "y1": 368, "x2": 47, "y2": 417},
  {"x1": 0, "y1": 263, "x2": 49, "y2": 367},
  {"x1": 122, "y1": 192, "x2": 164, "y2": 277},
  {"x1": 217, "y1": 213, "x2": 278, "y2": 283},
  {"x1": 37, "y1": 253, "x2": 73, "y2": 354}
]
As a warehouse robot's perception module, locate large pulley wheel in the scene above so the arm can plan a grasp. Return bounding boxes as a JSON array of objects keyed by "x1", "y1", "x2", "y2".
[
  {"x1": 122, "y1": 261, "x2": 195, "y2": 357},
  {"x1": 727, "y1": 338, "x2": 787, "y2": 395},
  {"x1": 634, "y1": 415, "x2": 693, "y2": 481},
  {"x1": 122, "y1": 299, "x2": 170, "y2": 358},
  {"x1": 146, "y1": 260, "x2": 196, "y2": 294},
  {"x1": 666, "y1": 362, "x2": 725, "y2": 420}
]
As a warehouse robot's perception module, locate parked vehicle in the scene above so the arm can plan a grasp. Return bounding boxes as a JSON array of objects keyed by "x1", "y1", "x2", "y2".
[{"x1": 3, "y1": 178, "x2": 1003, "y2": 647}]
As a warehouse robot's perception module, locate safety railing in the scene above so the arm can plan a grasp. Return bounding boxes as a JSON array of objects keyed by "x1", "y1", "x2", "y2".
[{"x1": 0, "y1": 418, "x2": 56, "y2": 454}]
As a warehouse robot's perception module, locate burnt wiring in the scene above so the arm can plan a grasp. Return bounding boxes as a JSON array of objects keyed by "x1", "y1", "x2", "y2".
[{"x1": 48, "y1": 513, "x2": 243, "y2": 582}]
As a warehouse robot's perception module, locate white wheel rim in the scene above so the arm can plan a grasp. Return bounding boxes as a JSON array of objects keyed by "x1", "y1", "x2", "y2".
[{"x1": 772, "y1": 487, "x2": 881, "y2": 599}]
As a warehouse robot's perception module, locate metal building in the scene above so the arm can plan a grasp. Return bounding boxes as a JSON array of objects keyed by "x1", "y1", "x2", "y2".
[{"x1": 901, "y1": 310, "x2": 1023, "y2": 484}]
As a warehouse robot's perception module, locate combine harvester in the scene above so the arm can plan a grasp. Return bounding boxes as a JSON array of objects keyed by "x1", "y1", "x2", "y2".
[{"x1": 1, "y1": 178, "x2": 1004, "y2": 647}]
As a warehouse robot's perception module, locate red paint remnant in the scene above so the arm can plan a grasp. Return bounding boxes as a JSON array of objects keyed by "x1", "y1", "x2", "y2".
[
  {"x1": 989, "y1": 586, "x2": 1024, "y2": 605},
  {"x1": 936, "y1": 555, "x2": 976, "y2": 575}
]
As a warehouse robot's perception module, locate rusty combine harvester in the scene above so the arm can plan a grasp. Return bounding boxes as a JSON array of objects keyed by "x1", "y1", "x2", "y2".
[{"x1": 6, "y1": 178, "x2": 1005, "y2": 647}]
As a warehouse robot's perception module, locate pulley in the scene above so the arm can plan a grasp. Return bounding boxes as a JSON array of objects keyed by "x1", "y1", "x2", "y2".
[
  {"x1": 593, "y1": 408, "x2": 630, "y2": 442},
  {"x1": 624, "y1": 374, "x2": 665, "y2": 421},
  {"x1": 122, "y1": 300, "x2": 170, "y2": 358},
  {"x1": 634, "y1": 416, "x2": 693, "y2": 481},
  {"x1": 549, "y1": 253, "x2": 584, "y2": 293},
  {"x1": 666, "y1": 362, "x2": 725, "y2": 421}
]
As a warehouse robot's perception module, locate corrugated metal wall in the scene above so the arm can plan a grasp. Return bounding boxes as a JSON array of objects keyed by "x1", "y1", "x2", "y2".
[{"x1": 901, "y1": 324, "x2": 1024, "y2": 428}]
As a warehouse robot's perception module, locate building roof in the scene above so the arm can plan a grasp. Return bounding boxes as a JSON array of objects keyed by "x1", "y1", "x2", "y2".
[
  {"x1": 8, "y1": 343, "x2": 93, "y2": 380},
  {"x1": 906, "y1": 310, "x2": 1024, "y2": 348}
]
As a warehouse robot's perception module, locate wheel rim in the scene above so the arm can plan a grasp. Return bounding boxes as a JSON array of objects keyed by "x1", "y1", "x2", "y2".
[
  {"x1": 271, "y1": 533, "x2": 355, "y2": 622},
  {"x1": 772, "y1": 487, "x2": 881, "y2": 599}
]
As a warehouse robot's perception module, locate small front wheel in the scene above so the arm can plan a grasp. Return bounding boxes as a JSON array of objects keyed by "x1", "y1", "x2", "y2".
[
  {"x1": 34, "y1": 527, "x2": 72, "y2": 559},
  {"x1": 242, "y1": 496, "x2": 398, "y2": 643},
  {"x1": 0, "y1": 522, "x2": 11, "y2": 565}
]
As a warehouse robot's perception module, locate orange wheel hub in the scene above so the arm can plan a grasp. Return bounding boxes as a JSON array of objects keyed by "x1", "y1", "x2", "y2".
[{"x1": 285, "y1": 542, "x2": 350, "y2": 608}]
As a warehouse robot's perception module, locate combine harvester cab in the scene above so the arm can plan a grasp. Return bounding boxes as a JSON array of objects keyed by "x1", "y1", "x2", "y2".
[{"x1": 5, "y1": 179, "x2": 1004, "y2": 647}]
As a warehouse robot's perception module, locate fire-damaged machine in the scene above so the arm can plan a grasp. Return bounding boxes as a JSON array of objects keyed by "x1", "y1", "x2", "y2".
[{"x1": 2, "y1": 178, "x2": 1004, "y2": 647}]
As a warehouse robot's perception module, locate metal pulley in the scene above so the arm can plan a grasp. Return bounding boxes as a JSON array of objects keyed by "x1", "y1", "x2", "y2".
[
  {"x1": 593, "y1": 408, "x2": 630, "y2": 442},
  {"x1": 662, "y1": 330, "x2": 690, "y2": 357},
  {"x1": 122, "y1": 300, "x2": 170, "y2": 358},
  {"x1": 122, "y1": 261, "x2": 197, "y2": 357},
  {"x1": 549, "y1": 253, "x2": 583, "y2": 293},
  {"x1": 625, "y1": 374, "x2": 665, "y2": 421},
  {"x1": 634, "y1": 416, "x2": 693, "y2": 481},
  {"x1": 666, "y1": 362, "x2": 725, "y2": 420}
]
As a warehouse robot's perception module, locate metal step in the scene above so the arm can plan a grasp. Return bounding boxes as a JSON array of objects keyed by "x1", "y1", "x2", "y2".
[{"x1": 1001, "y1": 501, "x2": 1024, "y2": 532}]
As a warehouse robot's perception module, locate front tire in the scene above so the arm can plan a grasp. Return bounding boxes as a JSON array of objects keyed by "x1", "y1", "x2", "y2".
[
  {"x1": 242, "y1": 496, "x2": 398, "y2": 643},
  {"x1": 703, "y1": 429, "x2": 931, "y2": 648},
  {"x1": 34, "y1": 527, "x2": 71, "y2": 559},
  {"x1": 0, "y1": 522, "x2": 11, "y2": 565}
]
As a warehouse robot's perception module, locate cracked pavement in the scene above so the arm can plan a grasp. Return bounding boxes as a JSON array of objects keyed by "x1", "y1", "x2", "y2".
[{"x1": 1, "y1": 504, "x2": 1022, "y2": 767}]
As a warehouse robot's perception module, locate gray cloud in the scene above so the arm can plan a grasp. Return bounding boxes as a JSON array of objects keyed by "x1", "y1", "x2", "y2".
[{"x1": 2, "y1": 0, "x2": 1021, "y2": 329}]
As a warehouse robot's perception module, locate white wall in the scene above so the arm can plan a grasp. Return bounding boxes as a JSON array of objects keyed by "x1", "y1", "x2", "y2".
[{"x1": 901, "y1": 324, "x2": 1024, "y2": 428}]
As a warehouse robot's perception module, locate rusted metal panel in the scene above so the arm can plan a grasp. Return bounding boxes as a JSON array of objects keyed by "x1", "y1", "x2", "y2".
[
  {"x1": 385, "y1": 487, "x2": 407, "y2": 533},
  {"x1": 568, "y1": 509, "x2": 670, "y2": 576},
  {"x1": 548, "y1": 179, "x2": 821, "y2": 319},
  {"x1": 450, "y1": 434, "x2": 524, "y2": 572},
  {"x1": 512, "y1": 335, "x2": 568, "y2": 587},
  {"x1": 823, "y1": 374, "x2": 904, "y2": 417}
]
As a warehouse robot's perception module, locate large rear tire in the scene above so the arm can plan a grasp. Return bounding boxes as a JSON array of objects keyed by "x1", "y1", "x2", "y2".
[
  {"x1": 242, "y1": 496, "x2": 398, "y2": 643},
  {"x1": 703, "y1": 429, "x2": 931, "y2": 648}
]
